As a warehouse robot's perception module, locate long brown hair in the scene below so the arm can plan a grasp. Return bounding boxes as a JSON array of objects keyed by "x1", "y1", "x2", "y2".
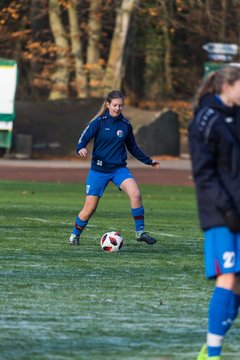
[
  {"x1": 192, "y1": 65, "x2": 240, "y2": 110},
  {"x1": 91, "y1": 90, "x2": 125, "y2": 121}
]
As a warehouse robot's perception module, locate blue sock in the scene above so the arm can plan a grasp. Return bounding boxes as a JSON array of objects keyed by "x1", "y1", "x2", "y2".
[
  {"x1": 208, "y1": 287, "x2": 235, "y2": 357},
  {"x1": 229, "y1": 293, "x2": 240, "y2": 323},
  {"x1": 72, "y1": 216, "x2": 88, "y2": 236},
  {"x1": 131, "y1": 206, "x2": 144, "y2": 232}
]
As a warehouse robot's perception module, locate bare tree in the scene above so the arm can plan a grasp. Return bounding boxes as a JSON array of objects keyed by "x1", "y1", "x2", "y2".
[
  {"x1": 102, "y1": 0, "x2": 137, "y2": 94},
  {"x1": 159, "y1": 0, "x2": 173, "y2": 95},
  {"x1": 86, "y1": 0, "x2": 103, "y2": 97},
  {"x1": 48, "y1": 0, "x2": 70, "y2": 99},
  {"x1": 68, "y1": 0, "x2": 87, "y2": 98},
  {"x1": 220, "y1": 0, "x2": 227, "y2": 40}
]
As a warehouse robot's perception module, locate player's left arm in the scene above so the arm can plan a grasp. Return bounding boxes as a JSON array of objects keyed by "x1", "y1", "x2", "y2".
[
  {"x1": 125, "y1": 122, "x2": 160, "y2": 169},
  {"x1": 151, "y1": 160, "x2": 160, "y2": 169}
]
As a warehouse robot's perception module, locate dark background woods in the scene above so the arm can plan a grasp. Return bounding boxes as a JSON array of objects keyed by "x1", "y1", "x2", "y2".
[
  {"x1": 1, "y1": 0, "x2": 240, "y2": 104},
  {"x1": 1, "y1": 1, "x2": 240, "y2": 158}
]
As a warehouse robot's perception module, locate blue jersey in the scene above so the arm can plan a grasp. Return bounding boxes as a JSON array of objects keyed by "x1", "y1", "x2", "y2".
[
  {"x1": 77, "y1": 111, "x2": 153, "y2": 173},
  {"x1": 189, "y1": 96, "x2": 240, "y2": 230}
]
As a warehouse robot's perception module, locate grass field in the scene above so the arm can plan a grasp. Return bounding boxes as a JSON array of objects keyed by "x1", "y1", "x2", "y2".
[{"x1": 0, "y1": 180, "x2": 240, "y2": 360}]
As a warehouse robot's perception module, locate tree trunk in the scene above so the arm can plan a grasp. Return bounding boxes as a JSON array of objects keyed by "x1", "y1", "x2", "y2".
[
  {"x1": 160, "y1": 1, "x2": 173, "y2": 95},
  {"x1": 86, "y1": 0, "x2": 103, "y2": 97},
  {"x1": 220, "y1": 0, "x2": 227, "y2": 40},
  {"x1": 68, "y1": 0, "x2": 88, "y2": 98},
  {"x1": 48, "y1": 0, "x2": 70, "y2": 100},
  {"x1": 30, "y1": 0, "x2": 48, "y2": 100},
  {"x1": 102, "y1": 0, "x2": 137, "y2": 94}
]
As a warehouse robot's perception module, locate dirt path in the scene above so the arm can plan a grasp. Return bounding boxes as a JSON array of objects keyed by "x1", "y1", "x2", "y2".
[{"x1": 0, "y1": 159, "x2": 193, "y2": 186}]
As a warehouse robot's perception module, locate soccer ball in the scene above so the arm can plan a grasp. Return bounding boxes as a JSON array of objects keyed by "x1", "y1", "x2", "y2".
[{"x1": 100, "y1": 231, "x2": 124, "y2": 252}]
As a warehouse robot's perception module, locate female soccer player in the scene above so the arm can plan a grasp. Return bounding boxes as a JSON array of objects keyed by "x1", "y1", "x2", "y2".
[
  {"x1": 68, "y1": 90, "x2": 160, "y2": 246},
  {"x1": 189, "y1": 65, "x2": 240, "y2": 360}
]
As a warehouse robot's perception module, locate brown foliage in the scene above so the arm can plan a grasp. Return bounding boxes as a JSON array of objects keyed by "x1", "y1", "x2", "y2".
[{"x1": 0, "y1": 0, "x2": 240, "y2": 101}]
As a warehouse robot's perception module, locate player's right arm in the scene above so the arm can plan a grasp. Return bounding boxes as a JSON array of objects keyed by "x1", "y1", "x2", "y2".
[{"x1": 76, "y1": 117, "x2": 101, "y2": 156}]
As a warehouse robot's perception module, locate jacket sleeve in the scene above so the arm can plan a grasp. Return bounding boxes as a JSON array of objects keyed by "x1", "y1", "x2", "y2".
[
  {"x1": 76, "y1": 118, "x2": 100, "y2": 153},
  {"x1": 125, "y1": 122, "x2": 153, "y2": 165},
  {"x1": 189, "y1": 119, "x2": 233, "y2": 214}
]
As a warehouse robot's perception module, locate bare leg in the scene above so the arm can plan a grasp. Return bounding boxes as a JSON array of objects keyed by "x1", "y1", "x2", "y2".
[
  {"x1": 78, "y1": 195, "x2": 100, "y2": 221},
  {"x1": 216, "y1": 273, "x2": 236, "y2": 290},
  {"x1": 120, "y1": 178, "x2": 142, "y2": 208}
]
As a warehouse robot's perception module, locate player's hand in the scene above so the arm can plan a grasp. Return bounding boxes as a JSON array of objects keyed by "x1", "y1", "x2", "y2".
[
  {"x1": 78, "y1": 148, "x2": 88, "y2": 157},
  {"x1": 225, "y1": 209, "x2": 240, "y2": 233},
  {"x1": 151, "y1": 160, "x2": 160, "y2": 170}
]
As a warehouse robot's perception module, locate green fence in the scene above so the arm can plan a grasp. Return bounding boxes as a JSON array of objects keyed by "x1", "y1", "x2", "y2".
[{"x1": 0, "y1": 58, "x2": 18, "y2": 151}]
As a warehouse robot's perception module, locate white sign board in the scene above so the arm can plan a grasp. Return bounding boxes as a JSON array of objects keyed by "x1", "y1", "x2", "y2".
[
  {"x1": 0, "y1": 62, "x2": 18, "y2": 114},
  {"x1": 203, "y1": 42, "x2": 238, "y2": 55}
]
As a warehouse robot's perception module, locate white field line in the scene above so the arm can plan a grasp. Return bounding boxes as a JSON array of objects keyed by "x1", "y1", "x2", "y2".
[
  {"x1": 87, "y1": 225, "x2": 184, "y2": 238},
  {"x1": 23, "y1": 217, "x2": 50, "y2": 223},
  {"x1": 21, "y1": 218, "x2": 186, "y2": 239},
  {"x1": 157, "y1": 232, "x2": 182, "y2": 238}
]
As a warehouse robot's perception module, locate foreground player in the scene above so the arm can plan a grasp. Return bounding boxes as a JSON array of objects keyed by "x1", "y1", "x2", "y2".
[
  {"x1": 189, "y1": 65, "x2": 240, "y2": 359},
  {"x1": 68, "y1": 90, "x2": 160, "y2": 246}
]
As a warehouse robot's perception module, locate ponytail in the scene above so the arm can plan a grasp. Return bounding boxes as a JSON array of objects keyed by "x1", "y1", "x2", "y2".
[{"x1": 192, "y1": 72, "x2": 216, "y2": 110}]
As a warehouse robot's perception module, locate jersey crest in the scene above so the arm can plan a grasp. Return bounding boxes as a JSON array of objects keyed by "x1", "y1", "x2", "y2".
[{"x1": 117, "y1": 130, "x2": 124, "y2": 137}]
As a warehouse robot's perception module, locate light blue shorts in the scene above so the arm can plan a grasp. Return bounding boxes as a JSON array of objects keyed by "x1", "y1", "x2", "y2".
[
  {"x1": 85, "y1": 167, "x2": 134, "y2": 196},
  {"x1": 204, "y1": 226, "x2": 240, "y2": 279}
]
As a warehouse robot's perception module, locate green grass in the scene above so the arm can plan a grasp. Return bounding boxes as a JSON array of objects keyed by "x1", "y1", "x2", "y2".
[{"x1": 0, "y1": 180, "x2": 239, "y2": 359}]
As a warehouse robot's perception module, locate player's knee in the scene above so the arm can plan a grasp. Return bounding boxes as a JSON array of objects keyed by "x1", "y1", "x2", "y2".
[{"x1": 130, "y1": 189, "x2": 142, "y2": 203}]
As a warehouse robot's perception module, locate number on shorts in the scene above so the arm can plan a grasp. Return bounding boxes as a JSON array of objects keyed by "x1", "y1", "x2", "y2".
[{"x1": 223, "y1": 251, "x2": 235, "y2": 269}]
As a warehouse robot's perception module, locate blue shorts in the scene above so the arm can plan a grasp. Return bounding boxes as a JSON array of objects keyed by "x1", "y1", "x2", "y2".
[
  {"x1": 85, "y1": 167, "x2": 134, "y2": 196},
  {"x1": 204, "y1": 226, "x2": 240, "y2": 279}
]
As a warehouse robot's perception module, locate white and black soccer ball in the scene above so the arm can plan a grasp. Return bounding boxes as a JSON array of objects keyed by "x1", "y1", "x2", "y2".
[{"x1": 100, "y1": 231, "x2": 124, "y2": 252}]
